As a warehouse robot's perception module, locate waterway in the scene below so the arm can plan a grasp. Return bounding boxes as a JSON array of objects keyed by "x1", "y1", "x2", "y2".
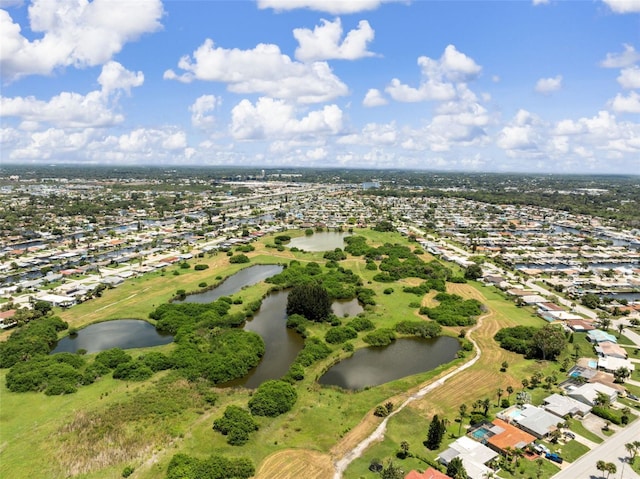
[
  {"x1": 318, "y1": 336, "x2": 460, "y2": 390},
  {"x1": 51, "y1": 319, "x2": 173, "y2": 354},
  {"x1": 177, "y1": 264, "x2": 284, "y2": 303},
  {"x1": 288, "y1": 231, "x2": 350, "y2": 252}
]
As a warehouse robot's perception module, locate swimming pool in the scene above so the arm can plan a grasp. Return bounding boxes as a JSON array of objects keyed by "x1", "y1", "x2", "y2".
[{"x1": 472, "y1": 427, "x2": 491, "y2": 440}]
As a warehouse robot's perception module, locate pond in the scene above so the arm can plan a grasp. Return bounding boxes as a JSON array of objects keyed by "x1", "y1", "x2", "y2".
[
  {"x1": 331, "y1": 298, "x2": 364, "y2": 317},
  {"x1": 51, "y1": 319, "x2": 173, "y2": 354},
  {"x1": 220, "y1": 290, "x2": 304, "y2": 389},
  {"x1": 318, "y1": 336, "x2": 460, "y2": 390},
  {"x1": 288, "y1": 231, "x2": 350, "y2": 252},
  {"x1": 178, "y1": 264, "x2": 284, "y2": 303}
]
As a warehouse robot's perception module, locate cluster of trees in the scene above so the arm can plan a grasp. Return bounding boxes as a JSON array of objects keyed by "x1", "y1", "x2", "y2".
[
  {"x1": 286, "y1": 283, "x2": 333, "y2": 322},
  {"x1": 0, "y1": 315, "x2": 68, "y2": 368},
  {"x1": 283, "y1": 337, "x2": 331, "y2": 383},
  {"x1": 213, "y1": 406, "x2": 259, "y2": 446},
  {"x1": 166, "y1": 453, "x2": 254, "y2": 479},
  {"x1": 394, "y1": 320, "x2": 442, "y2": 339},
  {"x1": 495, "y1": 324, "x2": 567, "y2": 361},
  {"x1": 419, "y1": 293, "x2": 483, "y2": 326},
  {"x1": 248, "y1": 380, "x2": 297, "y2": 417}
]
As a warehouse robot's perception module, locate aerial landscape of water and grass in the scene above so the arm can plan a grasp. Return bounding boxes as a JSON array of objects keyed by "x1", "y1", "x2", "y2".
[{"x1": 1, "y1": 1, "x2": 640, "y2": 478}]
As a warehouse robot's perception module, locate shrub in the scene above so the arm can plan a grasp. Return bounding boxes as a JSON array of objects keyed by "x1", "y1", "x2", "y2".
[
  {"x1": 248, "y1": 380, "x2": 297, "y2": 417},
  {"x1": 213, "y1": 405, "x2": 259, "y2": 446},
  {"x1": 383, "y1": 288, "x2": 394, "y2": 295},
  {"x1": 112, "y1": 361, "x2": 154, "y2": 381},
  {"x1": 194, "y1": 264, "x2": 209, "y2": 271},
  {"x1": 347, "y1": 316, "x2": 375, "y2": 332},
  {"x1": 395, "y1": 320, "x2": 442, "y2": 338},
  {"x1": 325, "y1": 326, "x2": 358, "y2": 344},
  {"x1": 95, "y1": 348, "x2": 132, "y2": 369},
  {"x1": 230, "y1": 254, "x2": 250, "y2": 264},
  {"x1": 363, "y1": 328, "x2": 396, "y2": 346}
]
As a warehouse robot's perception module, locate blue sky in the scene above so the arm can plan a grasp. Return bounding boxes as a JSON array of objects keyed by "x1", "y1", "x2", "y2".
[{"x1": 1, "y1": 0, "x2": 639, "y2": 173}]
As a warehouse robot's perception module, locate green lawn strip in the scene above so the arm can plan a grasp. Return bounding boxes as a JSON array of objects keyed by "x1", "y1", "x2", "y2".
[
  {"x1": 545, "y1": 439, "x2": 590, "y2": 462},
  {"x1": 625, "y1": 382, "x2": 640, "y2": 398},
  {"x1": 497, "y1": 456, "x2": 560, "y2": 479},
  {"x1": 566, "y1": 418, "x2": 603, "y2": 444},
  {"x1": 616, "y1": 333, "x2": 636, "y2": 346}
]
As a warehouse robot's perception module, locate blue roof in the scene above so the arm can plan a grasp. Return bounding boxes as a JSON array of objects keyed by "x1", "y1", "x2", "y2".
[{"x1": 587, "y1": 329, "x2": 617, "y2": 343}]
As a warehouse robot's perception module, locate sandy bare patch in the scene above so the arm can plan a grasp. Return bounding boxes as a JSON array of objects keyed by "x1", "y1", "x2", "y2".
[{"x1": 255, "y1": 449, "x2": 334, "y2": 479}]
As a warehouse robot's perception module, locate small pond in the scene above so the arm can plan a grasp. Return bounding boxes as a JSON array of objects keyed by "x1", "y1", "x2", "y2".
[
  {"x1": 288, "y1": 231, "x2": 350, "y2": 252},
  {"x1": 331, "y1": 298, "x2": 364, "y2": 317},
  {"x1": 178, "y1": 264, "x2": 284, "y2": 303},
  {"x1": 318, "y1": 336, "x2": 460, "y2": 390},
  {"x1": 221, "y1": 290, "x2": 304, "y2": 389},
  {"x1": 51, "y1": 319, "x2": 173, "y2": 354}
]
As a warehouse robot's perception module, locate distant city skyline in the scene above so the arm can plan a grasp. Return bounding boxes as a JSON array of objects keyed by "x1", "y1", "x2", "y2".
[{"x1": 1, "y1": 0, "x2": 639, "y2": 174}]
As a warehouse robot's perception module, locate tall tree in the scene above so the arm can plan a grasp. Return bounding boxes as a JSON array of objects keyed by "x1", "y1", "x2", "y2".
[
  {"x1": 458, "y1": 404, "x2": 467, "y2": 436},
  {"x1": 506, "y1": 385, "x2": 514, "y2": 401},
  {"x1": 531, "y1": 324, "x2": 566, "y2": 361},
  {"x1": 496, "y1": 388, "x2": 504, "y2": 406},
  {"x1": 426, "y1": 414, "x2": 446, "y2": 450},
  {"x1": 286, "y1": 283, "x2": 332, "y2": 322},
  {"x1": 446, "y1": 456, "x2": 468, "y2": 479}
]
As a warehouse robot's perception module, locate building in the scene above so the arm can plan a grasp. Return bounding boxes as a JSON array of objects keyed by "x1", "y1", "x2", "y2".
[
  {"x1": 587, "y1": 330, "x2": 617, "y2": 343},
  {"x1": 438, "y1": 436, "x2": 498, "y2": 479},
  {"x1": 405, "y1": 468, "x2": 449, "y2": 479},
  {"x1": 483, "y1": 419, "x2": 536, "y2": 455},
  {"x1": 497, "y1": 405, "x2": 561, "y2": 439},
  {"x1": 567, "y1": 382, "x2": 619, "y2": 406},
  {"x1": 542, "y1": 393, "x2": 592, "y2": 418}
]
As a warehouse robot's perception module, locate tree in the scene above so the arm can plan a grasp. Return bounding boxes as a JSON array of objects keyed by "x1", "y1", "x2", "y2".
[
  {"x1": 248, "y1": 380, "x2": 297, "y2": 417},
  {"x1": 446, "y1": 456, "x2": 468, "y2": 479},
  {"x1": 617, "y1": 323, "x2": 625, "y2": 338},
  {"x1": 521, "y1": 378, "x2": 529, "y2": 389},
  {"x1": 496, "y1": 388, "x2": 503, "y2": 406},
  {"x1": 593, "y1": 391, "x2": 611, "y2": 408},
  {"x1": 613, "y1": 367, "x2": 631, "y2": 383},
  {"x1": 426, "y1": 414, "x2": 446, "y2": 450},
  {"x1": 380, "y1": 460, "x2": 404, "y2": 479},
  {"x1": 596, "y1": 460, "x2": 606, "y2": 478},
  {"x1": 481, "y1": 398, "x2": 491, "y2": 416},
  {"x1": 582, "y1": 293, "x2": 601, "y2": 310},
  {"x1": 597, "y1": 316, "x2": 612, "y2": 331},
  {"x1": 458, "y1": 403, "x2": 468, "y2": 436},
  {"x1": 286, "y1": 283, "x2": 332, "y2": 322},
  {"x1": 531, "y1": 324, "x2": 566, "y2": 361},
  {"x1": 399, "y1": 441, "x2": 410, "y2": 459},
  {"x1": 464, "y1": 264, "x2": 482, "y2": 280},
  {"x1": 625, "y1": 442, "x2": 637, "y2": 463},
  {"x1": 506, "y1": 385, "x2": 514, "y2": 401},
  {"x1": 604, "y1": 462, "x2": 616, "y2": 479}
]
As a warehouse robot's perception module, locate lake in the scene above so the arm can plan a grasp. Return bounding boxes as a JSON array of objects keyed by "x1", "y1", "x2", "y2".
[
  {"x1": 318, "y1": 336, "x2": 460, "y2": 390},
  {"x1": 178, "y1": 264, "x2": 284, "y2": 303},
  {"x1": 288, "y1": 231, "x2": 350, "y2": 252},
  {"x1": 51, "y1": 319, "x2": 173, "y2": 354}
]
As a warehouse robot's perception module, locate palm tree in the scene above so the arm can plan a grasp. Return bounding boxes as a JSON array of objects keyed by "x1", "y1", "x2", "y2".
[
  {"x1": 496, "y1": 388, "x2": 504, "y2": 406},
  {"x1": 596, "y1": 460, "x2": 606, "y2": 478},
  {"x1": 506, "y1": 385, "x2": 514, "y2": 402},
  {"x1": 625, "y1": 442, "x2": 636, "y2": 463},
  {"x1": 482, "y1": 398, "x2": 491, "y2": 416},
  {"x1": 617, "y1": 322, "x2": 625, "y2": 337},
  {"x1": 400, "y1": 441, "x2": 410, "y2": 458},
  {"x1": 458, "y1": 403, "x2": 468, "y2": 436},
  {"x1": 604, "y1": 462, "x2": 616, "y2": 479}
]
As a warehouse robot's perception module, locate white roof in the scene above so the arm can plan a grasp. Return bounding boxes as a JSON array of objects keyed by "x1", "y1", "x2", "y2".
[{"x1": 543, "y1": 393, "x2": 592, "y2": 417}]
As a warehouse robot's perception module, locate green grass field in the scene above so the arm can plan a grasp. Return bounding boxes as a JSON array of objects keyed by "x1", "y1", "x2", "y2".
[{"x1": 0, "y1": 229, "x2": 625, "y2": 479}]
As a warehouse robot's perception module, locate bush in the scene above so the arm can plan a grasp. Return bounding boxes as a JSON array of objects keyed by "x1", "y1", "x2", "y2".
[
  {"x1": 347, "y1": 316, "x2": 375, "y2": 332},
  {"x1": 363, "y1": 328, "x2": 396, "y2": 346},
  {"x1": 230, "y1": 254, "x2": 250, "y2": 264},
  {"x1": 194, "y1": 264, "x2": 209, "y2": 271},
  {"x1": 213, "y1": 405, "x2": 259, "y2": 446},
  {"x1": 395, "y1": 320, "x2": 442, "y2": 338},
  {"x1": 325, "y1": 326, "x2": 358, "y2": 344},
  {"x1": 166, "y1": 453, "x2": 254, "y2": 479},
  {"x1": 248, "y1": 380, "x2": 297, "y2": 417},
  {"x1": 112, "y1": 361, "x2": 154, "y2": 381},
  {"x1": 95, "y1": 348, "x2": 132, "y2": 369},
  {"x1": 592, "y1": 406, "x2": 623, "y2": 425},
  {"x1": 383, "y1": 288, "x2": 394, "y2": 295},
  {"x1": 180, "y1": 261, "x2": 191, "y2": 269},
  {"x1": 122, "y1": 466, "x2": 134, "y2": 478}
]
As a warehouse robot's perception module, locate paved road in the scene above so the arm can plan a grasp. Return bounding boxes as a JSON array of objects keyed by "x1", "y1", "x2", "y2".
[{"x1": 552, "y1": 420, "x2": 640, "y2": 479}]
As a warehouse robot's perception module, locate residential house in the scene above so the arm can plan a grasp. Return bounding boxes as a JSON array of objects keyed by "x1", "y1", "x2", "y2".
[
  {"x1": 438, "y1": 436, "x2": 498, "y2": 479},
  {"x1": 497, "y1": 405, "x2": 560, "y2": 439},
  {"x1": 484, "y1": 419, "x2": 536, "y2": 455},
  {"x1": 405, "y1": 468, "x2": 449, "y2": 479},
  {"x1": 587, "y1": 330, "x2": 617, "y2": 344},
  {"x1": 567, "y1": 382, "x2": 618, "y2": 406},
  {"x1": 542, "y1": 393, "x2": 592, "y2": 418}
]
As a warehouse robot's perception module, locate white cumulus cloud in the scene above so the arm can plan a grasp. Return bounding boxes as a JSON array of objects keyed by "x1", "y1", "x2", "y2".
[
  {"x1": 257, "y1": 0, "x2": 405, "y2": 14},
  {"x1": 230, "y1": 97, "x2": 343, "y2": 140},
  {"x1": 362, "y1": 88, "x2": 388, "y2": 107},
  {"x1": 386, "y1": 45, "x2": 481, "y2": 102},
  {"x1": 602, "y1": 0, "x2": 640, "y2": 13},
  {"x1": 164, "y1": 39, "x2": 348, "y2": 104},
  {"x1": 0, "y1": 0, "x2": 163, "y2": 82},
  {"x1": 617, "y1": 66, "x2": 640, "y2": 89},
  {"x1": 1, "y1": 62, "x2": 143, "y2": 128},
  {"x1": 534, "y1": 75, "x2": 563, "y2": 94},
  {"x1": 609, "y1": 91, "x2": 640, "y2": 113},
  {"x1": 189, "y1": 95, "x2": 220, "y2": 129},
  {"x1": 600, "y1": 44, "x2": 640, "y2": 68},
  {"x1": 294, "y1": 18, "x2": 375, "y2": 61}
]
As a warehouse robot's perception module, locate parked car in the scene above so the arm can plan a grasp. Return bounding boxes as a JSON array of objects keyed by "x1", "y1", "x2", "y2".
[
  {"x1": 564, "y1": 431, "x2": 576, "y2": 439},
  {"x1": 628, "y1": 393, "x2": 639, "y2": 401},
  {"x1": 546, "y1": 452, "x2": 563, "y2": 464}
]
